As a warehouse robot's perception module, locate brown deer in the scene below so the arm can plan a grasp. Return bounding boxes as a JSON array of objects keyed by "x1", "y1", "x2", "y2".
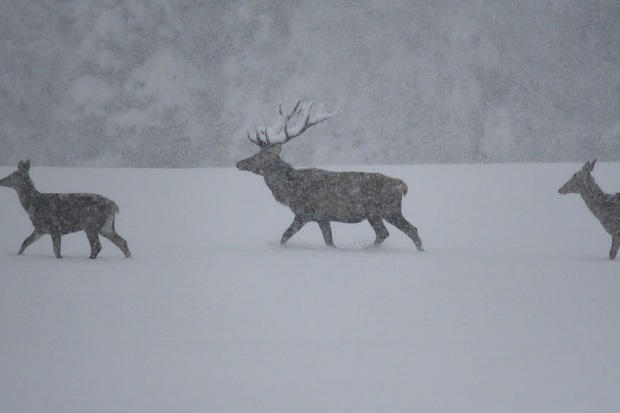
[
  {"x1": 0, "y1": 160, "x2": 131, "y2": 259},
  {"x1": 559, "y1": 160, "x2": 620, "y2": 259},
  {"x1": 236, "y1": 100, "x2": 424, "y2": 250}
]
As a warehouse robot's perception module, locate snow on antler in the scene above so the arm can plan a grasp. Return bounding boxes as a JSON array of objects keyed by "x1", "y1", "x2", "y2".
[{"x1": 247, "y1": 100, "x2": 334, "y2": 147}]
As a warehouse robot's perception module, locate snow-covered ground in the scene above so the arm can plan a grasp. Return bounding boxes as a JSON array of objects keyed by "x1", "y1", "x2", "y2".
[{"x1": 1, "y1": 162, "x2": 619, "y2": 412}]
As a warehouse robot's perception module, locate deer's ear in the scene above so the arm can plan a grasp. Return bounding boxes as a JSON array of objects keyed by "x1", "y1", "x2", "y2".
[{"x1": 18, "y1": 160, "x2": 30, "y2": 173}]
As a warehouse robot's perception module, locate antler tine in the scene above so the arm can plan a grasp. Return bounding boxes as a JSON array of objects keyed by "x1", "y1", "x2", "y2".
[
  {"x1": 247, "y1": 100, "x2": 333, "y2": 147},
  {"x1": 289, "y1": 99, "x2": 302, "y2": 119},
  {"x1": 282, "y1": 101, "x2": 334, "y2": 144},
  {"x1": 282, "y1": 101, "x2": 310, "y2": 142},
  {"x1": 262, "y1": 127, "x2": 271, "y2": 144},
  {"x1": 247, "y1": 130, "x2": 269, "y2": 148}
]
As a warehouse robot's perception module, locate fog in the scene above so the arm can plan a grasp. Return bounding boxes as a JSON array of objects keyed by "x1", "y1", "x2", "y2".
[{"x1": 1, "y1": 0, "x2": 619, "y2": 167}]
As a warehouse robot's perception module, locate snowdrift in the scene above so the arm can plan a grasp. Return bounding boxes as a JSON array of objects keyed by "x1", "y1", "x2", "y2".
[{"x1": 1, "y1": 162, "x2": 619, "y2": 412}]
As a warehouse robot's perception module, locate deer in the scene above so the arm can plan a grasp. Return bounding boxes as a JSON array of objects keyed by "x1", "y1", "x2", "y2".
[
  {"x1": 0, "y1": 160, "x2": 132, "y2": 259},
  {"x1": 236, "y1": 100, "x2": 424, "y2": 251},
  {"x1": 559, "y1": 159, "x2": 620, "y2": 259}
]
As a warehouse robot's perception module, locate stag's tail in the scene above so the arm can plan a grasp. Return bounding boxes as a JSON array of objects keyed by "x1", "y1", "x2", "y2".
[{"x1": 394, "y1": 179, "x2": 408, "y2": 196}]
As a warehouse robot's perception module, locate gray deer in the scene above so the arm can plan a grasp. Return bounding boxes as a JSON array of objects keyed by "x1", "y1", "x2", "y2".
[
  {"x1": 0, "y1": 160, "x2": 131, "y2": 259},
  {"x1": 559, "y1": 160, "x2": 620, "y2": 259},
  {"x1": 236, "y1": 100, "x2": 424, "y2": 250}
]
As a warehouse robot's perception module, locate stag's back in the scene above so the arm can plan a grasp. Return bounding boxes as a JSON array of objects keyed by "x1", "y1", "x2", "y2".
[{"x1": 286, "y1": 168, "x2": 407, "y2": 222}]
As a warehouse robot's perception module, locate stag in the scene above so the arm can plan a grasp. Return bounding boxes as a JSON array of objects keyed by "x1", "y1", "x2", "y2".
[
  {"x1": 0, "y1": 160, "x2": 131, "y2": 259},
  {"x1": 559, "y1": 160, "x2": 620, "y2": 259},
  {"x1": 236, "y1": 100, "x2": 424, "y2": 250}
]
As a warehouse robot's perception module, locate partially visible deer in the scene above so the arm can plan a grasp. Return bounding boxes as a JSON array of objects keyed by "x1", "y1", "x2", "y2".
[
  {"x1": 559, "y1": 160, "x2": 620, "y2": 259},
  {"x1": 0, "y1": 160, "x2": 131, "y2": 259},
  {"x1": 236, "y1": 100, "x2": 424, "y2": 250}
]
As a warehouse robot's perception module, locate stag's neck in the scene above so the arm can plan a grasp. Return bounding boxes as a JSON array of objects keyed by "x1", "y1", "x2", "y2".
[
  {"x1": 15, "y1": 177, "x2": 41, "y2": 212},
  {"x1": 262, "y1": 157, "x2": 301, "y2": 206}
]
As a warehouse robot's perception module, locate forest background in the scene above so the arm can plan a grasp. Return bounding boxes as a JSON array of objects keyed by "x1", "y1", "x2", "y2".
[{"x1": 1, "y1": 0, "x2": 619, "y2": 168}]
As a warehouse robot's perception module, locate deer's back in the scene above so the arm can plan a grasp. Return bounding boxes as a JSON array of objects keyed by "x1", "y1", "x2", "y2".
[
  {"x1": 595, "y1": 194, "x2": 620, "y2": 234},
  {"x1": 290, "y1": 169, "x2": 405, "y2": 222},
  {"x1": 28, "y1": 193, "x2": 117, "y2": 234}
]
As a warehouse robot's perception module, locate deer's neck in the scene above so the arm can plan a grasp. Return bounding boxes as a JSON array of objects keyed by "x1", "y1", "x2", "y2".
[
  {"x1": 15, "y1": 178, "x2": 41, "y2": 212},
  {"x1": 262, "y1": 157, "x2": 301, "y2": 207},
  {"x1": 579, "y1": 178, "x2": 616, "y2": 225}
]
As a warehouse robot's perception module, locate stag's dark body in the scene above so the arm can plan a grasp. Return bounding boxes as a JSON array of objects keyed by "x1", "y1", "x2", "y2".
[
  {"x1": 559, "y1": 160, "x2": 620, "y2": 259},
  {"x1": 238, "y1": 144, "x2": 423, "y2": 249},
  {"x1": 0, "y1": 160, "x2": 131, "y2": 259}
]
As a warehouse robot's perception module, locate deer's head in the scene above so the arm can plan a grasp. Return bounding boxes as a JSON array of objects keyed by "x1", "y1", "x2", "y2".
[
  {"x1": 0, "y1": 160, "x2": 31, "y2": 190},
  {"x1": 236, "y1": 100, "x2": 333, "y2": 176},
  {"x1": 236, "y1": 144, "x2": 284, "y2": 175},
  {"x1": 559, "y1": 160, "x2": 596, "y2": 195}
]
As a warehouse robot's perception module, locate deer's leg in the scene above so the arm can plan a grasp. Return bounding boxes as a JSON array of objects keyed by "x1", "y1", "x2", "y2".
[
  {"x1": 100, "y1": 229, "x2": 132, "y2": 258},
  {"x1": 610, "y1": 234, "x2": 620, "y2": 260},
  {"x1": 18, "y1": 231, "x2": 43, "y2": 255},
  {"x1": 85, "y1": 230, "x2": 102, "y2": 259},
  {"x1": 385, "y1": 213, "x2": 424, "y2": 251},
  {"x1": 368, "y1": 217, "x2": 389, "y2": 246},
  {"x1": 280, "y1": 215, "x2": 308, "y2": 245},
  {"x1": 318, "y1": 221, "x2": 335, "y2": 247},
  {"x1": 51, "y1": 233, "x2": 62, "y2": 258},
  {"x1": 99, "y1": 214, "x2": 131, "y2": 258}
]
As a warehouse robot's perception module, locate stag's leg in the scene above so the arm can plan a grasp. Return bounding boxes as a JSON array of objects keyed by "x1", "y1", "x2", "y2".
[
  {"x1": 318, "y1": 221, "x2": 335, "y2": 247},
  {"x1": 368, "y1": 217, "x2": 389, "y2": 246},
  {"x1": 51, "y1": 233, "x2": 63, "y2": 258},
  {"x1": 85, "y1": 229, "x2": 102, "y2": 259},
  {"x1": 100, "y1": 228, "x2": 132, "y2": 258},
  {"x1": 18, "y1": 230, "x2": 43, "y2": 255},
  {"x1": 610, "y1": 234, "x2": 620, "y2": 260},
  {"x1": 280, "y1": 215, "x2": 309, "y2": 245},
  {"x1": 385, "y1": 213, "x2": 424, "y2": 251},
  {"x1": 101, "y1": 232, "x2": 131, "y2": 258}
]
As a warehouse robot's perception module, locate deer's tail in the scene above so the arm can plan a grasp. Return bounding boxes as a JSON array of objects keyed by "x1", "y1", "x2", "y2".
[
  {"x1": 111, "y1": 201, "x2": 120, "y2": 214},
  {"x1": 394, "y1": 179, "x2": 408, "y2": 196}
]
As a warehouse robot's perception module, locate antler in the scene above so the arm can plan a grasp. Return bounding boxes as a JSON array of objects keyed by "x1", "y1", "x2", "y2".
[{"x1": 247, "y1": 100, "x2": 334, "y2": 147}]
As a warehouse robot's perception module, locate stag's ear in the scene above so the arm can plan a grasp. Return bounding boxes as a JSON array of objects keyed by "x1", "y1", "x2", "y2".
[{"x1": 18, "y1": 159, "x2": 30, "y2": 173}]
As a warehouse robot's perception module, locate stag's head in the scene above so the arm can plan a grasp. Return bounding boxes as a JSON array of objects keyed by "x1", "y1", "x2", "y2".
[
  {"x1": 559, "y1": 160, "x2": 596, "y2": 195},
  {"x1": 236, "y1": 100, "x2": 333, "y2": 176},
  {"x1": 0, "y1": 160, "x2": 31, "y2": 190}
]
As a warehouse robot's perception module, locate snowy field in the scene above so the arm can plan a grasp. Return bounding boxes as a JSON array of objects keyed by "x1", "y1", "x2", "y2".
[{"x1": 1, "y1": 162, "x2": 619, "y2": 412}]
